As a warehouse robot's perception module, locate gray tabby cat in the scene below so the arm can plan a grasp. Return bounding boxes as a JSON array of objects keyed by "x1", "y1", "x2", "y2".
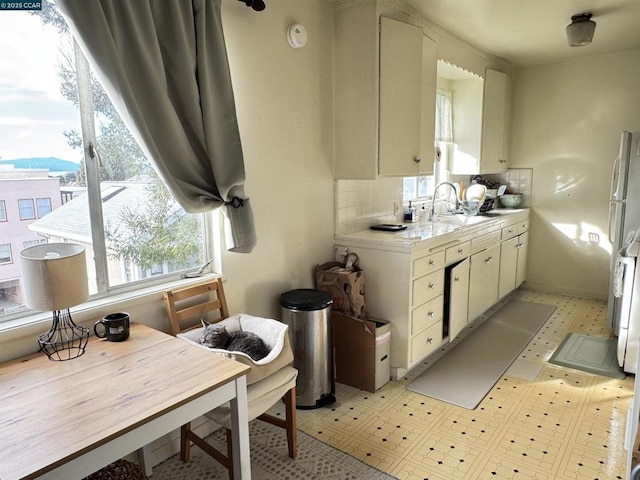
[{"x1": 199, "y1": 320, "x2": 270, "y2": 361}]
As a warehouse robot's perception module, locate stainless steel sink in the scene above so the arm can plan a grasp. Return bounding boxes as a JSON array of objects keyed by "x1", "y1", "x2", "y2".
[{"x1": 434, "y1": 214, "x2": 488, "y2": 226}]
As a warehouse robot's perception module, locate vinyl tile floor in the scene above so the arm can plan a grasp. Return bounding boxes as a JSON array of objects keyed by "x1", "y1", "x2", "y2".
[{"x1": 269, "y1": 289, "x2": 634, "y2": 480}]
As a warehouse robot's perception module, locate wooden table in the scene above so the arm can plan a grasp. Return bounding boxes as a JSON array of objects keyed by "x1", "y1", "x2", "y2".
[{"x1": 0, "y1": 324, "x2": 251, "y2": 479}]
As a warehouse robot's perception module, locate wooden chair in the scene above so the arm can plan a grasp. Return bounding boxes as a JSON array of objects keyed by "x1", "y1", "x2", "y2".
[{"x1": 163, "y1": 278, "x2": 297, "y2": 479}]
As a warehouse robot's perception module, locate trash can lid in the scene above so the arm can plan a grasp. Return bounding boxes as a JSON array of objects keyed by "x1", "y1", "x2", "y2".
[{"x1": 281, "y1": 289, "x2": 332, "y2": 311}]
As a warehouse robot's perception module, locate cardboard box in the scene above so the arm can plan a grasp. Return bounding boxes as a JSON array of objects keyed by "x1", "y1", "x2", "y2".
[{"x1": 331, "y1": 312, "x2": 391, "y2": 392}]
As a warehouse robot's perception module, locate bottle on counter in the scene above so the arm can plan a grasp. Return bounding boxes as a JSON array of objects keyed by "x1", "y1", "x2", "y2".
[
  {"x1": 419, "y1": 204, "x2": 428, "y2": 221},
  {"x1": 404, "y1": 201, "x2": 417, "y2": 223}
]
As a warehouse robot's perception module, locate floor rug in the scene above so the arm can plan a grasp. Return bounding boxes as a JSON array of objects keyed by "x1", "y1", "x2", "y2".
[
  {"x1": 549, "y1": 332, "x2": 625, "y2": 379},
  {"x1": 407, "y1": 299, "x2": 556, "y2": 410},
  {"x1": 151, "y1": 420, "x2": 397, "y2": 479}
]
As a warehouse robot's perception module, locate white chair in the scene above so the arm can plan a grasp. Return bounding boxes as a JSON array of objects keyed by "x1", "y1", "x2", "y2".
[{"x1": 163, "y1": 278, "x2": 297, "y2": 479}]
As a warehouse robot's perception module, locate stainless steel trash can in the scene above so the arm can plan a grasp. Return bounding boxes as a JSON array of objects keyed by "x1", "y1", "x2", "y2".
[{"x1": 281, "y1": 289, "x2": 335, "y2": 409}]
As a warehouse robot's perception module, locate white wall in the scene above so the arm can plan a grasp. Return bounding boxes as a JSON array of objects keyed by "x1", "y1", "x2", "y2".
[
  {"x1": 218, "y1": 0, "x2": 335, "y2": 318},
  {"x1": 510, "y1": 49, "x2": 640, "y2": 298}
]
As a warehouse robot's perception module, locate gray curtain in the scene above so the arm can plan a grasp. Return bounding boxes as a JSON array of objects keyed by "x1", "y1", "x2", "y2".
[{"x1": 56, "y1": 0, "x2": 256, "y2": 253}]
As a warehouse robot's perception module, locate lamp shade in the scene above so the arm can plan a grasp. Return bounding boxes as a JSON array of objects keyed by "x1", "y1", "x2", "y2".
[{"x1": 20, "y1": 243, "x2": 89, "y2": 311}]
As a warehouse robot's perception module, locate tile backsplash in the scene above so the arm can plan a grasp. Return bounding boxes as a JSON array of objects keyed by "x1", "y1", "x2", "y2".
[
  {"x1": 483, "y1": 168, "x2": 533, "y2": 209},
  {"x1": 335, "y1": 178, "x2": 403, "y2": 235},
  {"x1": 335, "y1": 168, "x2": 533, "y2": 234}
]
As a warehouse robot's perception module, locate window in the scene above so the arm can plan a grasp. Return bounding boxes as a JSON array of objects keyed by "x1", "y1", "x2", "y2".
[
  {"x1": 18, "y1": 199, "x2": 36, "y2": 220},
  {"x1": 36, "y1": 198, "x2": 52, "y2": 218},
  {"x1": 0, "y1": 5, "x2": 210, "y2": 321},
  {"x1": 403, "y1": 89, "x2": 454, "y2": 203},
  {"x1": 23, "y1": 239, "x2": 46, "y2": 249},
  {"x1": 0, "y1": 244, "x2": 11, "y2": 265}
]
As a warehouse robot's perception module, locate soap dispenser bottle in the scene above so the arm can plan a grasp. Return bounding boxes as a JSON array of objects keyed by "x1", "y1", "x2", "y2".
[
  {"x1": 419, "y1": 203, "x2": 427, "y2": 221},
  {"x1": 404, "y1": 201, "x2": 417, "y2": 223}
]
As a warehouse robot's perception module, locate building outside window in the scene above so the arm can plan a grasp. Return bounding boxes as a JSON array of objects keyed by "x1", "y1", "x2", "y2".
[{"x1": 0, "y1": 4, "x2": 210, "y2": 320}]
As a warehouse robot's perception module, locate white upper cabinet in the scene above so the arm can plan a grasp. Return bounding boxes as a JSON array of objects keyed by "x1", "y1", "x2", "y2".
[
  {"x1": 333, "y1": 3, "x2": 437, "y2": 179},
  {"x1": 449, "y1": 67, "x2": 511, "y2": 175},
  {"x1": 481, "y1": 68, "x2": 511, "y2": 173},
  {"x1": 379, "y1": 18, "x2": 437, "y2": 176}
]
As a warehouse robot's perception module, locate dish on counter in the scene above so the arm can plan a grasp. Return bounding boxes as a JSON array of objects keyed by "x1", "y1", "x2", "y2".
[
  {"x1": 465, "y1": 184, "x2": 487, "y2": 203},
  {"x1": 370, "y1": 224, "x2": 408, "y2": 231}
]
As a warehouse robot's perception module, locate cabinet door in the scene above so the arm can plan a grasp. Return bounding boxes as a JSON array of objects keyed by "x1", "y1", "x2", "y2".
[
  {"x1": 516, "y1": 231, "x2": 529, "y2": 288},
  {"x1": 379, "y1": 17, "x2": 423, "y2": 176},
  {"x1": 499, "y1": 236, "x2": 518, "y2": 299},
  {"x1": 468, "y1": 244, "x2": 500, "y2": 321},
  {"x1": 481, "y1": 69, "x2": 509, "y2": 173},
  {"x1": 419, "y1": 34, "x2": 437, "y2": 175},
  {"x1": 449, "y1": 257, "x2": 470, "y2": 341}
]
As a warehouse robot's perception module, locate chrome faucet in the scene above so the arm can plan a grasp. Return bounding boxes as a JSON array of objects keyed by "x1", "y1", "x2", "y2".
[{"x1": 429, "y1": 182, "x2": 459, "y2": 221}]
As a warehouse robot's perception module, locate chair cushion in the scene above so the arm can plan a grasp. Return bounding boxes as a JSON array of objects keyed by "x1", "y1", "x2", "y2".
[
  {"x1": 204, "y1": 365, "x2": 298, "y2": 427},
  {"x1": 178, "y1": 313, "x2": 294, "y2": 385}
]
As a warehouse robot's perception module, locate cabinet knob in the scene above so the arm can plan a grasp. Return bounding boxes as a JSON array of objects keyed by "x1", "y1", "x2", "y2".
[
  {"x1": 429, "y1": 259, "x2": 435, "y2": 265},
  {"x1": 485, "y1": 256, "x2": 493, "y2": 263},
  {"x1": 427, "y1": 337, "x2": 433, "y2": 344},
  {"x1": 414, "y1": 156, "x2": 421, "y2": 164},
  {"x1": 508, "y1": 229, "x2": 513, "y2": 233},
  {"x1": 428, "y1": 311, "x2": 434, "y2": 317},
  {"x1": 428, "y1": 283, "x2": 435, "y2": 289},
  {"x1": 454, "y1": 276, "x2": 460, "y2": 282},
  {"x1": 457, "y1": 248, "x2": 463, "y2": 253},
  {"x1": 499, "y1": 159, "x2": 507, "y2": 163}
]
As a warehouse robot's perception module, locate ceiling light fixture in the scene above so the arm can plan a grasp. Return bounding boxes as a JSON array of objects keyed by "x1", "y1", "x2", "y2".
[{"x1": 566, "y1": 13, "x2": 596, "y2": 47}]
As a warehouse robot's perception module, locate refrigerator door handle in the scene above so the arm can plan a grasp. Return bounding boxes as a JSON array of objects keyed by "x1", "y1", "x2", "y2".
[
  {"x1": 611, "y1": 155, "x2": 621, "y2": 201},
  {"x1": 609, "y1": 200, "x2": 623, "y2": 244}
]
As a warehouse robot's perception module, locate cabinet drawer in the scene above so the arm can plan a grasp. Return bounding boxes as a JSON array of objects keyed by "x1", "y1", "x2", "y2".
[
  {"x1": 501, "y1": 224, "x2": 517, "y2": 240},
  {"x1": 517, "y1": 220, "x2": 529, "y2": 235},
  {"x1": 445, "y1": 241, "x2": 470, "y2": 265},
  {"x1": 412, "y1": 270, "x2": 444, "y2": 306},
  {"x1": 413, "y1": 251, "x2": 445, "y2": 278},
  {"x1": 471, "y1": 230, "x2": 501, "y2": 254},
  {"x1": 411, "y1": 321, "x2": 443, "y2": 364},
  {"x1": 411, "y1": 295, "x2": 443, "y2": 336}
]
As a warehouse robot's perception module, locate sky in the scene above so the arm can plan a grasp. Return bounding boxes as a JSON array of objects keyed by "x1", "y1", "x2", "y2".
[{"x1": 0, "y1": 10, "x2": 81, "y2": 162}]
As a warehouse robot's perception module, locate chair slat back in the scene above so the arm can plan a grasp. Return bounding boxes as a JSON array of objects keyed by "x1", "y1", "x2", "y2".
[{"x1": 163, "y1": 278, "x2": 229, "y2": 336}]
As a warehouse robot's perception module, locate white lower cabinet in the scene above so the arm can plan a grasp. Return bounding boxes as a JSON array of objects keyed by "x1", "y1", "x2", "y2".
[
  {"x1": 468, "y1": 243, "x2": 501, "y2": 324},
  {"x1": 448, "y1": 257, "x2": 470, "y2": 341},
  {"x1": 334, "y1": 210, "x2": 529, "y2": 378},
  {"x1": 499, "y1": 224, "x2": 529, "y2": 299}
]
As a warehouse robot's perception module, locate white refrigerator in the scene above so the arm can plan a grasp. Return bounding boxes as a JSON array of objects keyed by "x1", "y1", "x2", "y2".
[{"x1": 608, "y1": 131, "x2": 640, "y2": 337}]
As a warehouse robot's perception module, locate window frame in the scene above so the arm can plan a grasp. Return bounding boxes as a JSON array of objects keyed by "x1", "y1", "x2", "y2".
[
  {"x1": 0, "y1": 244, "x2": 12, "y2": 265},
  {"x1": 18, "y1": 199, "x2": 36, "y2": 220},
  {"x1": 35, "y1": 197, "x2": 52, "y2": 218},
  {"x1": 0, "y1": 200, "x2": 6, "y2": 222}
]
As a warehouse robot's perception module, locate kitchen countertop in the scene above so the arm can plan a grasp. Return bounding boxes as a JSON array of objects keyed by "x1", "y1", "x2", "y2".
[{"x1": 335, "y1": 208, "x2": 529, "y2": 254}]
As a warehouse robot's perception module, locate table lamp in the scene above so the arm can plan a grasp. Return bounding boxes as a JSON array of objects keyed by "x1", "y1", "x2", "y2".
[{"x1": 20, "y1": 243, "x2": 90, "y2": 361}]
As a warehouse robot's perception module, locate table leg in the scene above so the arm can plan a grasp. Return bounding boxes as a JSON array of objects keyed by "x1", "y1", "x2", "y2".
[
  {"x1": 229, "y1": 375, "x2": 251, "y2": 479},
  {"x1": 138, "y1": 446, "x2": 153, "y2": 477}
]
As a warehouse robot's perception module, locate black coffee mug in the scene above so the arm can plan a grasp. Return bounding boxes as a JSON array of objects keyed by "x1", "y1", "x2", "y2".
[{"x1": 94, "y1": 312, "x2": 130, "y2": 342}]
